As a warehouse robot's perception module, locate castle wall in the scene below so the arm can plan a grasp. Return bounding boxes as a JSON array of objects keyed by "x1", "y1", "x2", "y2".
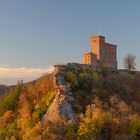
[
  {"x1": 82, "y1": 52, "x2": 98, "y2": 68},
  {"x1": 90, "y1": 35, "x2": 105, "y2": 60},
  {"x1": 103, "y1": 43, "x2": 117, "y2": 69},
  {"x1": 82, "y1": 53, "x2": 90, "y2": 65}
]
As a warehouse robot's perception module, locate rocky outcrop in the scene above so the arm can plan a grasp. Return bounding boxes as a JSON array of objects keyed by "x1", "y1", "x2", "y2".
[{"x1": 43, "y1": 66, "x2": 76, "y2": 124}]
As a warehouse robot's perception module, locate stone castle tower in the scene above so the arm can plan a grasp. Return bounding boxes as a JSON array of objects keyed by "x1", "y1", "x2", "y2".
[{"x1": 82, "y1": 35, "x2": 117, "y2": 70}]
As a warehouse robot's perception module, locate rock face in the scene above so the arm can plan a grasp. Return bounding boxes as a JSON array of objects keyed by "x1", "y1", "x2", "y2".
[{"x1": 43, "y1": 66, "x2": 76, "y2": 124}]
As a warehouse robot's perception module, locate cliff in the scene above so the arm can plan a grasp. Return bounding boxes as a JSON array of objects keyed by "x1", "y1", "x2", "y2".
[{"x1": 43, "y1": 66, "x2": 76, "y2": 123}]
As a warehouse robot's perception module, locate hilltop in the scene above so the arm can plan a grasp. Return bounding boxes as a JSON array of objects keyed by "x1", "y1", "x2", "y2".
[{"x1": 0, "y1": 63, "x2": 140, "y2": 140}]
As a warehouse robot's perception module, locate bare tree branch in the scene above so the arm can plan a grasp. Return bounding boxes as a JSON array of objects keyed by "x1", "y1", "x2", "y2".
[{"x1": 124, "y1": 54, "x2": 136, "y2": 71}]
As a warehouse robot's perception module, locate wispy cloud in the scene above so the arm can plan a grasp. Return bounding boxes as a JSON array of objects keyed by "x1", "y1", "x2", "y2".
[{"x1": 0, "y1": 66, "x2": 53, "y2": 78}]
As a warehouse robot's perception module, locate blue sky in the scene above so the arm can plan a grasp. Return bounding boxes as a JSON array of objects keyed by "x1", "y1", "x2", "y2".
[{"x1": 0, "y1": 0, "x2": 140, "y2": 84}]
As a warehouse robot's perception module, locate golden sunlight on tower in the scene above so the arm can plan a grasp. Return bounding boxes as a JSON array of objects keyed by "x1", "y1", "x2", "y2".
[{"x1": 82, "y1": 35, "x2": 117, "y2": 70}]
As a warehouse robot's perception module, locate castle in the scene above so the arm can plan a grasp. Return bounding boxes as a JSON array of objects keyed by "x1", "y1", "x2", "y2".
[{"x1": 82, "y1": 35, "x2": 117, "y2": 70}]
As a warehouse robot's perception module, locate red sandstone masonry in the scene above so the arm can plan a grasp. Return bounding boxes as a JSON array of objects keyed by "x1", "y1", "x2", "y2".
[{"x1": 82, "y1": 35, "x2": 117, "y2": 70}]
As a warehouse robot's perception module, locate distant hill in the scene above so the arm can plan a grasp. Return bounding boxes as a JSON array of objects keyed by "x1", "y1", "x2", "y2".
[
  {"x1": 0, "y1": 63, "x2": 140, "y2": 140},
  {"x1": 0, "y1": 85, "x2": 11, "y2": 96}
]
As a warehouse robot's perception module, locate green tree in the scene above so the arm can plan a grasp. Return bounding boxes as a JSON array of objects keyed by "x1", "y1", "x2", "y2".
[
  {"x1": 65, "y1": 71, "x2": 78, "y2": 89},
  {"x1": 77, "y1": 122, "x2": 93, "y2": 140},
  {"x1": 129, "y1": 119, "x2": 140, "y2": 139},
  {"x1": 0, "y1": 84, "x2": 23, "y2": 117}
]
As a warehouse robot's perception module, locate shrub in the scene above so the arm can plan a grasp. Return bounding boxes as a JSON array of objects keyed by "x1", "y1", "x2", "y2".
[
  {"x1": 77, "y1": 122, "x2": 94, "y2": 140},
  {"x1": 33, "y1": 90, "x2": 56, "y2": 119},
  {"x1": 129, "y1": 118, "x2": 140, "y2": 139},
  {"x1": 0, "y1": 121, "x2": 18, "y2": 140},
  {"x1": 65, "y1": 120, "x2": 77, "y2": 139},
  {"x1": 101, "y1": 68, "x2": 111, "y2": 77},
  {"x1": 93, "y1": 72, "x2": 100, "y2": 83},
  {"x1": 65, "y1": 71, "x2": 78, "y2": 89}
]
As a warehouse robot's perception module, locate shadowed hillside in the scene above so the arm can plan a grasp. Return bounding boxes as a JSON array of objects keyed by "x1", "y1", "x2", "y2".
[
  {"x1": 0, "y1": 85, "x2": 11, "y2": 96},
  {"x1": 0, "y1": 63, "x2": 140, "y2": 140}
]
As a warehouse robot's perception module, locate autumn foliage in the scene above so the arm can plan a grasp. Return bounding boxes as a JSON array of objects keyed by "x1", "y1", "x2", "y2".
[{"x1": 0, "y1": 65, "x2": 140, "y2": 140}]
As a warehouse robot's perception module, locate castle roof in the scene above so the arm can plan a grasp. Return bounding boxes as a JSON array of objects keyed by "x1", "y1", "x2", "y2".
[
  {"x1": 105, "y1": 43, "x2": 117, "y2": 48},
  {"x1": 84, "y1": 52, "x2": 97, "y2": 56},
  {"x1": 90, "y1": 35, "x2": 105, "y2": 38}
]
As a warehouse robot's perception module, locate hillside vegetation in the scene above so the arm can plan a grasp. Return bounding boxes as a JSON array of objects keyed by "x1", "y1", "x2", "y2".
[
  {"x1": 0, "y1": 85, "x2": 11, "y2": 96},
  {"x1": 0, "y1": 63, "x2": 140, "y2": 140}
]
